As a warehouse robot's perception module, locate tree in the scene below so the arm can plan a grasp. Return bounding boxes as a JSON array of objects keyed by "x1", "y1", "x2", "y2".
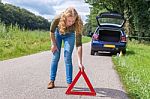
[
  {"x1": 0, "y1": 3, "x2": 50, "y2": 30},
  {"x1": 84, "y1": 0, "x2": 150, "y2": 39}
]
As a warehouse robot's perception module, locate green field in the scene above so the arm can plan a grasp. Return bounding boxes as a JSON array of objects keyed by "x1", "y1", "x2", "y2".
[
  {"x1": 112, "y1": 41, "x2": 150, "y2": 99},
  {"x1": 0, "y1": 23, "x2": 91, "y2": 60}
]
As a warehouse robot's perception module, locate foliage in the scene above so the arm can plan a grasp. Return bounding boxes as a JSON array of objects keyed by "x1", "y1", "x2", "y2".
[
  {"x1": 0, "y1": 2, "x2": 50, "y2": 30},
  {"x1": 84, "y1": 0, "x2": 150, "y2": 40},
  {"x1": 112, "y1": 41, "x2": 150, "y2": 98},
  {"x1": 0, "y1": 22, "x2": 50, "y2": 60}
]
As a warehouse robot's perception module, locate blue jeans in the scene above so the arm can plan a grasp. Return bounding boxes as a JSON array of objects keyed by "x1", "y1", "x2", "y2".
[{"x1": 50, "y1": 28, "x2": 75, "y2": 84}]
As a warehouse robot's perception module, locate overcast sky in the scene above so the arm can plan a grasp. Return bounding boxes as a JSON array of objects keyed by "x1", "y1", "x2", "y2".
[{"x1": 2, "y1": 0, "x2": 91, "y2": 23}]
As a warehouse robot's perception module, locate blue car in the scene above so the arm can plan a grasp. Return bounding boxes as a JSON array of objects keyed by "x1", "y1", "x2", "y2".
[{"x1": 90, "y1": 12, "x2": 127, "y2": 55}]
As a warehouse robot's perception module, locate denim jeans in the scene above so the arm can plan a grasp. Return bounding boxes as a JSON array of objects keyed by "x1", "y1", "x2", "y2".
[{"x1": 50, "y1": 28, "x2": 75, "y2": 84}]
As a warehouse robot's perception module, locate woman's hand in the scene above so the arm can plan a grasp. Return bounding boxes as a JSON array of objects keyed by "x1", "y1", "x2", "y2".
[
  {"x1": 78, "y1": 63, "x2": 84, "y2": 72},
  {"x1": 51, "y1": 44, "x2": 58, "y2": 53}
]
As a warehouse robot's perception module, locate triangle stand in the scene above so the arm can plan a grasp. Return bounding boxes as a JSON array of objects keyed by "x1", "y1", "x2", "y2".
[{"x1": 65, "y1": 69, "x2": 96, "y2": 96}]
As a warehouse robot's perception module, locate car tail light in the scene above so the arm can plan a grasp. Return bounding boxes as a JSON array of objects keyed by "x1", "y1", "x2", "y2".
[
  {"x1": 92, "y1": 34, "x2": 99, "y2": 40},
  {"x1": 121, "y1": 36, "x2": 126, "y2": 42}
]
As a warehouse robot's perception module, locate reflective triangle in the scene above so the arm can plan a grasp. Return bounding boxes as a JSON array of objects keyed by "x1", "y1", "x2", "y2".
[{"x1": 65, "y1": 69, "x2": 96, "y2": 96}]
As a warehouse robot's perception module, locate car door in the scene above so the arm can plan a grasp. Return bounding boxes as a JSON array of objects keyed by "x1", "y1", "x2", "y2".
[{"x1": 96, "y1": 12, "x2": 125, "y2": 28}]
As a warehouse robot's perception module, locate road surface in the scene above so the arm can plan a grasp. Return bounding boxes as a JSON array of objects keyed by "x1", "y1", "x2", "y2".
[{"x1": 0, "y1": 43, "x2": 128, "y2": 99}]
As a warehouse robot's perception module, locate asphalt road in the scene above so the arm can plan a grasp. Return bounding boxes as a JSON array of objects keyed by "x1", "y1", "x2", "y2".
[{"x1": 0, "y1": 43, "x2": 128, "y2": 99}]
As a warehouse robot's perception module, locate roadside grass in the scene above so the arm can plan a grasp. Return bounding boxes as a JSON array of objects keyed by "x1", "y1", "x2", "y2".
[
  {"x1": 0, "y1": 24, "x2": 50, "y2": 60},
  {"x1": 112, "y1": 41, "x2": 150, "y2": 99},
  {"x1": 0, "y1": 23, "x2": 91, "y2": 60},
  {"x1": 82, "y1": 36, "x2": 91, "y2": 43}
]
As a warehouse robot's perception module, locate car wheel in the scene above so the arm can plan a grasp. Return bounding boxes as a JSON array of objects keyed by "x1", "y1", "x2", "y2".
[
  {"x1": 122, "y1": 49, "x2": 126, "y2": 54},
  {"x1": 91, "y1": 50, "x2": 95, "y2": 55},
  {"x1": 111, "y1": 51, "x2": 117, "y2": 55}
]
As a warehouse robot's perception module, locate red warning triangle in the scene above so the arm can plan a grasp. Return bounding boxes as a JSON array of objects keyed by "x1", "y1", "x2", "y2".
[{"x1": 65, "y1": 69, "x2": 96, "y2": 96}]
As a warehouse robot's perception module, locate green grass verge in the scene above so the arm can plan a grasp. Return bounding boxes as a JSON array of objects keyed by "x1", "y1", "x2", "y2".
[
  {"x1": 0, "y1": 23, "x2": 91, "y2": 60},
  {"x1": 0, "y1": 30, "x2": 50, "y2": 60},
  {"x1": 112, "y1": 41, "x2": 150, "y2": 99},
  {"x1": 82, "y1": 36, "x2": 91, "y2": 43}
]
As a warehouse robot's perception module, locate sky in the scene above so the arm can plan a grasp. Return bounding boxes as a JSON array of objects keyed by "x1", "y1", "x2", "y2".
[{"x1": 2, "y1": 0, "x2": 91, "y2": 23}]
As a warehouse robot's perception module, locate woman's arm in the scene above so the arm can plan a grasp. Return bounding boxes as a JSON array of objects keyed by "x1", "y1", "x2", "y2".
[
  {"x1": 77, "y1": 46, "x2": 84, "y2": 70},
  {"x1": 76, "y1": 33, "x2": 84, "y2": 70},
  {"x1": 50, "y1": 32, "x2": 58, "y2": 53},
  {"x1": 50, "y1": 15, "x2": 60, "y2": 53},
  {"x1": 50, "y1": 32, "x2": 56, "y2": 45},
  {"x1": 50, "y1": 15, "x2": 60, "y2": 45}
]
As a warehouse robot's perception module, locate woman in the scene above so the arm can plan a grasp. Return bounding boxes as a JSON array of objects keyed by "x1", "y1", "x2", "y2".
[{"x1": 48, "y1": 7, "x2": 84, "y2": 89}]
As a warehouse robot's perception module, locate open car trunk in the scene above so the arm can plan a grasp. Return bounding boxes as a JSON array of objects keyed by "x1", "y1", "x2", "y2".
[
  {"x1": 96, "y1": 12, "x2": 125, "y2": 28},
  {"x1": 99, "y1": 30, "x2": 121, "y2": 42}
]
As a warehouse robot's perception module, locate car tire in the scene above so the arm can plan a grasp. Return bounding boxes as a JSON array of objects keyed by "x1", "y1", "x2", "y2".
[
  {"x1": 91, "y1": 50, "x2": 95, "y2": 55},
  {"x1": 122, "y1": 49, "x2": 126, "y2": 54},
  {"x1": 111, "y1": 51, "x2": 117, "y2": 55}
]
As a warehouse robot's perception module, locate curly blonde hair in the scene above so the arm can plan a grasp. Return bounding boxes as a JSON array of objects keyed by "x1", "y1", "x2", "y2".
[{"x1": 58, "y1": 7, "x2": 83, "y2": 35}]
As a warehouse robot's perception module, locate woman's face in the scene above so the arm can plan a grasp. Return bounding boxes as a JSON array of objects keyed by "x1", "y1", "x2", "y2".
[{"x1": 66, "y1": 16, "x2": 76, "y2": 27}]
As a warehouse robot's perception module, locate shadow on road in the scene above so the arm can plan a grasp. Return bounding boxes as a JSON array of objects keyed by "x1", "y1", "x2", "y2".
[
  {"x1": 93, "y1": 50, "x2": 136, "y2": 57},
  {"x1": 66, "y1": 87, "x2": 128, "y2": 98},
  {"x1": 55, "y1": 86, "x2": 67, "y2": 88},
  {"x1": 95, "y1": 88, "x2": 128, "y2": 98},
  {"x1": 50, "y1": 86, "x2": 129, "y2": 98},
  {"x1": 92, "y1": 50, "x2": 136, "y2": 57},
  {"x1": 93, "y1": 52, "x2": 112, "y2": 57}
]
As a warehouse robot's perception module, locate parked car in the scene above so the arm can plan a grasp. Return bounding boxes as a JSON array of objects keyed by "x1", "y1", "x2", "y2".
[{"x1": 90, "y1": 12, "x2": 127, "y2": 55}]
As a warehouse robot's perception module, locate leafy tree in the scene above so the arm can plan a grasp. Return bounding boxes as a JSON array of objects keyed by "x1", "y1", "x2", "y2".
[
  {"x1": 0, "y1": 2, "x2": 50, "y2": 30},
  {"x1": 84, "y1": 0, "x2": 150, "y2": 40}
]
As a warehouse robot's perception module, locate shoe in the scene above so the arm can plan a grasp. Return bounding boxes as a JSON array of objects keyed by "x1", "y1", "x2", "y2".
[{"x1": 47, "y1": 81, "x2": 55, "y2": 89}]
